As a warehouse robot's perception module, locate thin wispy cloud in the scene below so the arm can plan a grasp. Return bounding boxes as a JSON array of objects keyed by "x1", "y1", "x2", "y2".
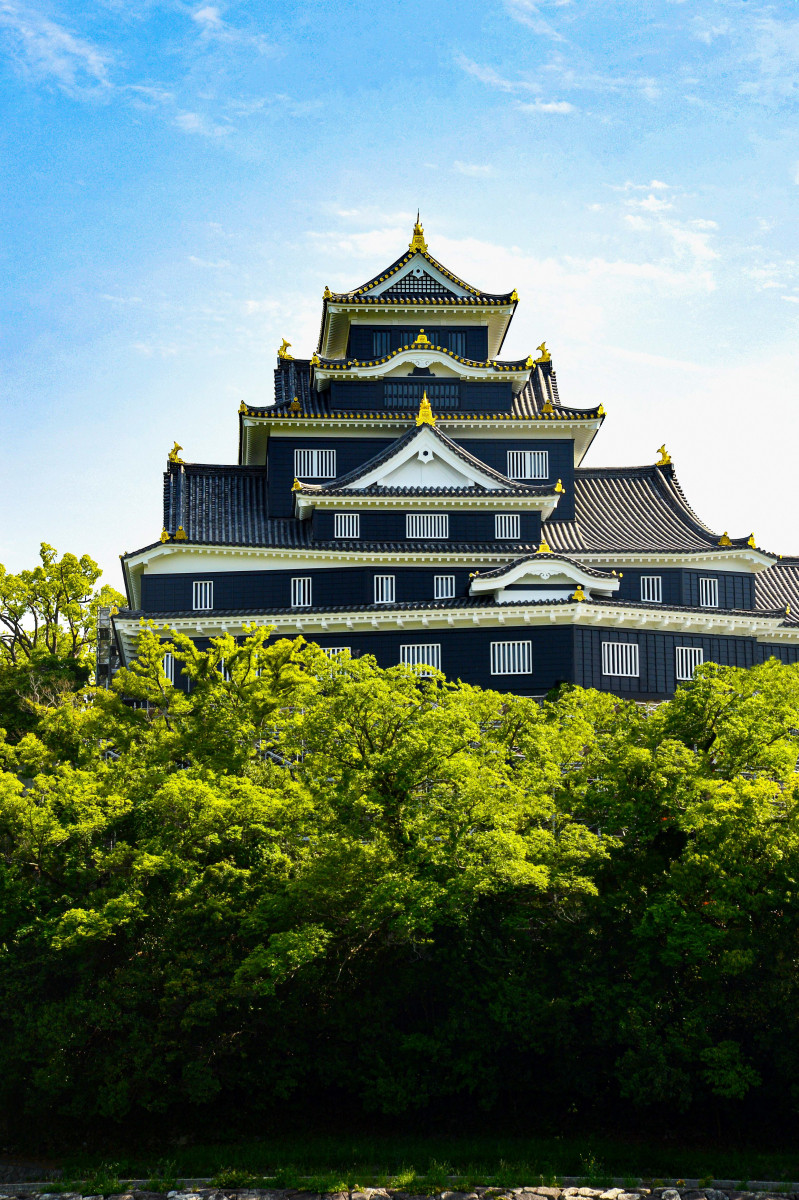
[
  {"x1": 0, "y1": 0, "x2": 111, "y2": 96},
  {"x1": 191, "y1": 4, "x2": 275, "y2": 56},
  {"x1": 503, "y1": 0, "x2": 567, "y2": 41},
  {"x1": 175, "y1": 109, "x2": 230, "y2": 137},
  {"x1": 517, "y1": 99, "x2": 575, "y2": 113},
  {"x1": 453, "y1": 161, "x2": 493, "y2": 177}
]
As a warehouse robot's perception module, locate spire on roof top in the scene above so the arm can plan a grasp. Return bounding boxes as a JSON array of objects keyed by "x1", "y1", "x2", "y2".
[
  {"x1": 410, "y1": 212, "x2": 428, "y2": 253},
  {"x1": 416, "y1": 391, "x2": 436, "y2": 426}
]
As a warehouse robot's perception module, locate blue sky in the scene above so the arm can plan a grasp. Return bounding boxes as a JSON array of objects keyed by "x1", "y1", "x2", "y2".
[{"x1": 1, "y1": 0, "x2": 798, "y2": 582}]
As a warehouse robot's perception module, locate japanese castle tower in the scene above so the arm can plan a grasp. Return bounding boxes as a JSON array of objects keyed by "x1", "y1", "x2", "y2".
[{"x1": 111, "y1": 218, "x2": 799, "y2": 698}]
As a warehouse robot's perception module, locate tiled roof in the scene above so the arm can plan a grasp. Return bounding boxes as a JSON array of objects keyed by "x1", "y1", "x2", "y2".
[
  {"x1": 544, "y1": 464, "x2": 759, "y2": 554},
  {"x1": 298, "y1": 485, "x2": 555, "y2": 498},
  {"x1": 755, "y1": 559, "x2": 799, "y2": 624},
  {"x1": 313, "y1": 347, "x2": 533, "y2": 373},
  {"x1": 163, "y1": 464, "x2": 306, "y2": 546},
  {"x1": 326, "y1": 245, "x2": 516, "y2": 304},
  {"x1": 475, "y1": 553, "x2": 615, "y2": 581},
  {"x1": 251, "y1": 360, "x2": 599, "y2": 421}
]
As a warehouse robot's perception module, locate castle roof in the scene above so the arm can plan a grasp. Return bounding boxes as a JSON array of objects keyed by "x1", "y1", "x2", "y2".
[
  {"x1": 543, "y1": 463, "x2": 768, "y2": 556},
  {"x1": 755, "y1": 559, "x2": 799, "y2": 624}
]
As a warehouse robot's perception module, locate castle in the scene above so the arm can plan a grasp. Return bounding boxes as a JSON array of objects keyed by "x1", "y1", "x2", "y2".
[{"x1": 108, "y1": 219, "x2": 799, "y2": 699}]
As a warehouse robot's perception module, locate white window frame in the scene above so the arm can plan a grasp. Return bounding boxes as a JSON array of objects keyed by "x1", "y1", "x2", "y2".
[
  {"x1": 640, "y1": 575, "x2": 662, "y2": 604},
  {"x1": 400, "y1": 644, "x2": 442, "y2": 675},
  {"x1": 334, "y1": 513, "x2": 360, "y2": 539},
  {"x1": 192, "y1": 580, "x2": 214, "y2": 610},
  {"x1": 291, "y1": 576, "x2": 312, "y2": 608},
  {"x1": 675, "y1": 646, "x2": 704, "y2": 681},
  {"x1": 294, "y1": 448, "x2": 336, "y2": 479},
  {"x1": 374, "y1": 574, "x2": 395, "y2": 604},
  {"x1": 495, "y1": 513, "x2": 521, "y2": 540},
  {"x1": 507, "y1": 450, "x2": 549, "y2": 480},
  {"x1": 322, "y1": 646, "x2": 351, "y2": 659},
  {"x1": 490, "y1": 640, "x2": 532, "y2": 676},
  {"x1": 699, "y1": 577, "x2": 719, "y2": 608},
  {"x1": 434, "y1": 574, "x2": 455, "y2": 599},
  {"x1": 406, "y1": 513, "x2": 449, "y2": 539},
  {"x1": 219, "y1": 657, "x2": 231, "y2": 682},
  {"x1": 601, "y1": 641, "x2": 640, "y2": 677},
  {"x1": 162, "y1": 652, "x2": 175, "y2": 683}
]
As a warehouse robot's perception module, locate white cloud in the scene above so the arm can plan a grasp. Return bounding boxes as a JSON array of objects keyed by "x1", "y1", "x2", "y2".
[
  {"x1": 175, "y1": 109, "x2": 230, "y2": 136},
  {"x1": 517, "y1": 99, "x2": 575, "y2": 113},
  {"x1": 0, "y1": 1, "x2": 111, "y2": 96},
  {"x1": 453, "y1": 161, "x2": 493, "y2": 177},
  {"x1": 188, "y1": 256, "x2": 232, "y2": 268},
  {"x1": 503, "y1": 0, "x2": 566, "y2": 40},
  {"x1": 190, "y1": 3, "x2": 275, "y2": 54},
  {"x1": 454, "y1": 54, "x2": 532, "y2": 92}
]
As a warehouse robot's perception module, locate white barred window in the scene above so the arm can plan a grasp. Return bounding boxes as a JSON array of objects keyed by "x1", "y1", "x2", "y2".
[
  {"x1": 219, "y1": 657, "x2": 231, "y2": 682},
  {"x1": 406, "y1": 513, "x2": 449, "y2": 539},
  {"x1": 374, "y1": 574, "x2": 395, "y2": 603},
  {"x1": 291, "y1": 577, "x2": 312, "y2": 607},
  {"x1": 676, "y1": 646, "x2": 704, "y2": 681},
  {"x1": 490, "y1": 640, "x2": 532, "y2": 675},
  {"x1": 334, "y1": 513, "x2": 360, "y2": 539},
  {"x1": 162, "y1": 652, "x2": 175, "y2": 683},
  {"x1": 323, "y1": 646, "x2": 351, "y2": 659},
  {"x1": 699, "y1": 577, "x2": 719, "y2": 608},
  {"x1": 507, "y1": 450, "x2": 549, "y2": 480},
  {"x1": 193, "y1": 580, "x2": 214, "y2": 610},
  {"x1": 294, "y1": 448, "x2": 336, "y2": 478},
  {"x1": 495, "y1": 513, "x2": 521, "y2": 540},
  {"x1": 400, "y1": 644, "x2": 441, "y2": 675},
  {"x1": 601, "y1": 641, "x2": 640, "y2": 677},
  {"x1": 640, "y1": 575, "x2": 662, "y2": 603},
  {"x1": 434, "y1": 574, "x2": 455, "y2": 599}
]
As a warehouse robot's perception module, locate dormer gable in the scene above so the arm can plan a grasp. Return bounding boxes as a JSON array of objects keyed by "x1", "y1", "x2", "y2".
[{"x1": 469, "y1": 552, "x2": 619, "y2": 603}]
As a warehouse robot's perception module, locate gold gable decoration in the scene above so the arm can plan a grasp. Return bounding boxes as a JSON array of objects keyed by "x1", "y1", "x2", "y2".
[
  {"x1": 572, "y1": 585, "x2": 586, "y2": 601},
  {"x1": 175, "y1": 526, "x2": 187, "y2": 541},
  {"x1": 409, "y1": 212, "x2": 428, "y2": 253},
  {"x1": 278, "y1": 339, "x2": 293, "y2": 360},
  {"x1": 656, "y1": 444, "x2": 671, "y2": 466},
  {"x1": 748, "y1": 533, "x2": 757, "y2": 549},
  {"x1": 160, "y1": 528, "x2": 170, "y2": 543},
  {"x1": 168, "y1": 442, "x2": 184, "y2": 464},
  {"x1": 411, "y1": 329, "x2": 432, "y2": 348},
  {"x1": 416, "y1": 392, "x2": 436, "y2": 426},
  {"x1": 536, "y1": 539, "x2": 552, "y2": 554},
  {"x1": 718, "y1": 531, "x2": 733, "y2": 547}
]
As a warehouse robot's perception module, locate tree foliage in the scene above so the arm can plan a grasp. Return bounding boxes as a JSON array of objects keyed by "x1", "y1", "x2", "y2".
[
  {"x1": 0, "y1": 543, "x2": 124, "y2": 740},
  {"x1": 1, "y1": 622, "x2": 799, "y2": 1135}
]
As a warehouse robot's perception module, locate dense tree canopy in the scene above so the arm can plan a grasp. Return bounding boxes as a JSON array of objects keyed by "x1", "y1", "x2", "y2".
[{"x1": 1, "y1": 616, "x2": 799, "y2": 1138}]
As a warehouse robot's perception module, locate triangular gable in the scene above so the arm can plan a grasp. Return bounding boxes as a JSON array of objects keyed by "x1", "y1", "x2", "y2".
[
  {"x1": 362, "y1": 252, "x2": 472, "y2": 299},
  {"x1": 344, "y1": 424, "x2": 511, "y2": 491}
]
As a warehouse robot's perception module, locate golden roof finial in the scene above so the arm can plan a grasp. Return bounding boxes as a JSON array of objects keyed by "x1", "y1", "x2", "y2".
[
  {"x1": 747, "y1": 533, "x2": 756, "y2": 549},
  {"x1": 718, "y1": 531, "x2": 733, "y2": 547},
  {"x1": 541, "y1": 398, "x2": 555, "y2": 415},
  {"x1": 310, "y1": 352, "x2": 320, "y2": 366},
  {"x1": 160, "y1": 528, "x2": 170, "y2": 543},
  {"x1": 554, "y1": 478, "x2": 565, "y2": 494},
  {"x1": 292, "y1": 478, "x2": 302, "y2": 492},
  {"x1": 410, "y1": 211, "x2": 428, "y2": 253},
  {"x1": 787, "y1": 602, "x2": 791, "y2": 616},
  {"x1": 572, "y1": 585, "x2": 586, "y2": 601},
  {"x1": 289, "y1": 396, "x2": 302, "y2": 414},
  {"x1": 656, "y1": 444, "x2": 671, "y2": 466},
  {"x1": 510, "y1": 289, "x2": 519, "y2": 302},
  {"x1": 597, "y1": 404, "x2": 605, "y2": 416},
  {"x1": 412, "y1": 328, "x2": 432, "y2": 348},
  {"x1": 168, "y1": 441, "x2": 184, "y2": 464},
  {"x1": 416, "y1": 391, "x2": 436, "y2": 426},
  {"x1": 238, "y1": 400, "x2": 246, "y2": 414},
  {"x1": 175, "y1": 526, "x2": 187, "y2": 541},
  {"x1": 535, "y1": 342, "x2": 551, "y2": 362},
  {"x1": 536, "y1": 539, "x2": 552, "y2": 554},
  {"x1": 278, "y1": 338, "x2": 293, "y2": 360},
  {"x1": 323, "y1": 285, "x2": 332, "y2": 300}
]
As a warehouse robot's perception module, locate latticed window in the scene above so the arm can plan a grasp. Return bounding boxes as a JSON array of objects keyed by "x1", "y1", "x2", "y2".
[
  {"x1": 372, "y1": 331, "x2": 392, "y2": 357},
  {"x1": 676, "y1": 646, "x2": 704, "y2": 680},
  {"x1": 400, "y1": 644, "x2": 441, "y2": 675},
  {"x1": 385, "y1": 270, "x2": 454, "y2": 295},
  {"x1": 162, "y1": 652, "x2": 175, "y2": 683},
  {"x1": 374, "y1": 575, "x2": 395, "y2": 603},
  {"x1": 294, "y1": 449, "x2": 336, "y2": 478},
  {"x1": 495, "y1": 514, "x2": 521, "y2": 539},
  {"x1": 434, "y1": 574, "x2": 455, "y2": 599},
  {"x1": 447, "y1": 332, "x2": 467, "y2": 357},
  {"x1": 192, "y1": 580, "x2": 213, "y2": 610},
  {"x1": 699, "y1": 577, "x2": 719, "y2": 607},
  {"x1": 601, "y1": 641, "x2": 639, "y2": 677},
  {"x1": 507, "y1": 451, "x2": 548, "y2": 480},
  {"x1": 291, "y1": 577, "x2": 312, "y2": 607},
  {"x1": 334, "y1": 513, "x2": 360, "y2": 538},
  {"x1": 323, "y1": 646, "x2": 351, "y2": 659},
  {"x1": 640, "y1": 575, "x2": 662, "y2": 603},
  {"x1": 406, "y1": 513, "x2": 449, "y2": 539},
  {"x1": 384, "y1": 381, "x2": 460, "y2": 409},
  {"x1": 490, "y1": 640, "x2": 532, "y2": 675}
]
